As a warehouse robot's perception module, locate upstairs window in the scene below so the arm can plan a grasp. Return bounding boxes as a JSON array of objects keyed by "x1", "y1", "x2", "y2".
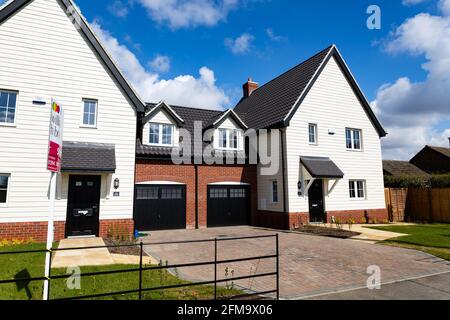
[
  {"x1": 0, "y1": 174, "x2": 9, "y2": 204},
  {"x1": 349, "y1": 180, "x2": 366, "y2": 199},
  {"x1": 308, "y1": 124, "x2": 317, "y2": 144},
  {"x1": 218, "y1": 129, "x2": 239, "y2": 150},
  {"x1": 82, "y1": 99, "x2": 97, "y2": 127},
  {"x1": 149, "y1": 123, "x2": 174, "y2": 146},
  {"x1": 0, "y1": 90, "x2": 17, "y2": 124},
  {"x1": 346, "y1": 128, "x2": 362, "y2": 150}
]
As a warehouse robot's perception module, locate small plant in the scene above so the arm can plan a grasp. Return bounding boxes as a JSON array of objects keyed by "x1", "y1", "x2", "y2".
[
  {"x1": 224, "y1": 267, "x2": 235, "y2": 290},
  {"x1": 347, "y1": 216, "x2": 356, "y2": 230},
  {"x1": 335, "y1": 218, "x2": 343, "y2": 230}
]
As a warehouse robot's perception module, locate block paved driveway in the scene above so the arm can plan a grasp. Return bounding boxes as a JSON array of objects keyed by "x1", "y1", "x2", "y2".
[{"x1": 142, "y1": 226, "x2": 450, "y2": 300}]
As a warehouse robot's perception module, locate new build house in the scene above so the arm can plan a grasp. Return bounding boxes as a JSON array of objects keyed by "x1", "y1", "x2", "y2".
[
  {"x1": 0, "y1": 0, "x2": 144, "y2": 241},
  {"x1": 0, "y1": 0, "x2": 388, "y2": 241}
]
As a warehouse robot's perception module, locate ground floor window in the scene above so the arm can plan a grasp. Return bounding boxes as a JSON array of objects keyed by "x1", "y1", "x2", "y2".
[
  {"x1": 272, "y1": 180, "x2": 279, "y2": 203},
  {"x1": 0, "y1": 174, "x2": 10, "y2": 204},
  {"x1": 349, "y1": 180, "x2": 366, "y2": 199}
]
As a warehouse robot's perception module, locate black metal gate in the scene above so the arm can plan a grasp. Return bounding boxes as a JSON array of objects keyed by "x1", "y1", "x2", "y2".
[
  {"x1": 134, "y1": 185, "x2": 186, "y2": 231},
  {"x1": 207, "y1": 185, "x2": 250, "y2": 227}
]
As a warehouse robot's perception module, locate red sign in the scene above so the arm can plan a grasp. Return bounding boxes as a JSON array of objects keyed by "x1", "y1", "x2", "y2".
[{"x1": 47, "y1": 100, "x2": 64, "y2": 172}]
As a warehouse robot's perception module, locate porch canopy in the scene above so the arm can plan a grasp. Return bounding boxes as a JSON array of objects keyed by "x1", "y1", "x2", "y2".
[
  {"x1": 300, "y1": 156, "x2": 344, "y2": 179},
  {"x1": 61, "y1": 141, "x2": 116, "y2": 173}
]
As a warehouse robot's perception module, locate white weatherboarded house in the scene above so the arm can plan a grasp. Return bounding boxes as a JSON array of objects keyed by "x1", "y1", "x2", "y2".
[
  {"x1": 0, "y1": 0, "x2": 144, "y2": 240},
  {"x1": 235, "y1": 45, "x2": 388, "y2": 228}
]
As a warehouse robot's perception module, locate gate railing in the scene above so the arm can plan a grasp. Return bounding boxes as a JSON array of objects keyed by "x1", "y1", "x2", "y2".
[{"x1": 0, "y1": 234, "x2": 279, "y2": 300}]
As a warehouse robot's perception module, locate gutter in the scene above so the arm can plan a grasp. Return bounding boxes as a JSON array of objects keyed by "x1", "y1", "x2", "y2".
[{"x1": 280, "y1": 129, "x2": 287, "y2": 214}]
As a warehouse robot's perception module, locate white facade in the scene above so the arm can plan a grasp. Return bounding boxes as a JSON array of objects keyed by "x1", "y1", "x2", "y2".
[
  {"x1": 260, "y1": 56, "x2": 385, "y2": 213},
  {"x1": 0, "y1": 0, "x2": 137, "y2": 224}
]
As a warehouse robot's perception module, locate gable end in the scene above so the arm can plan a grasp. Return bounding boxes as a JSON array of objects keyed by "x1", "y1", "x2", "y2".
[{"x1": 283, "y1": 46, "x2": 387, "y2": 137}]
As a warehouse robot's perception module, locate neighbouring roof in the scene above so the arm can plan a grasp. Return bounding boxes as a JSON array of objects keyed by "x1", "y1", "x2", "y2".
[
  {"x1": 382, "y1": 160, "x2": 427, "y2": 176},
  {"x1": 62, "y1": 141, "x2": 116, "y2": 173},
  {"x1": 234, "y1": 45, "x2": 387, "y2": 137},
  {"x1": 0, "y1": 0, "x2": 145, "y2": 112},
  {"x1": 300, "y1": 156, "x2": 344, "y2": 179},
  {"x1": 428, "y1": 146, "x2": 450, "y2": 159},
  {"x1": 137, "y1": 104, "x2": 246, "y2": 160}
]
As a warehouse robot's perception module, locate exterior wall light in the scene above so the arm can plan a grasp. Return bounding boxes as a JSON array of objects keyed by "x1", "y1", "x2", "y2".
[{"x1": 114, "y1": 178, "x2": 120, "y2": 190}]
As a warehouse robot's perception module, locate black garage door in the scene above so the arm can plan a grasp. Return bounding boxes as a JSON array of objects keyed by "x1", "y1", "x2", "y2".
[
  {"x1": 207, "y1": 185, "x2": 250, "y2": 227},
  {"x1": 134, "y1": 185, "x2": 186, "y2": 231}
]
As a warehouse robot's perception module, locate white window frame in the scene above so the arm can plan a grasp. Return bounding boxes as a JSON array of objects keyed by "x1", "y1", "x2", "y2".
[
  {"x1": 349, "y1": 180, "x2": 366, "y2": 200},
  {"x1": 0, "y1": 90, "x2": 18, "y2": 126},
  {"x1": 308, "y1": 123, "x2": 318, "y2": 145},
  {"x1": 148, "y1": 123, "x2": 174, "y2": 147},
  {"x1": 271, "y1": 180, "x2": 279, "y2": 203},
  {"x1": 81, "y1": 99, "x2": 98, "y2": 128},
  {"x1": 217, "y1": 128, "x2": 240, "y2": 151},
  {"x1": 0, "y1": 173, "x2": 11, "y2": 207},
  {"x1": 346, "y1": 128, "x2": 362, "y2": 151}
]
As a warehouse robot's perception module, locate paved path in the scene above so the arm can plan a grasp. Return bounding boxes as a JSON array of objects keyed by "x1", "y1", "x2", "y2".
[
  {"x1": 304, "y1": 272, "x2": 450, "y2": 300},
  {"x1": 52, "y1": 237, "x2": 114, "y2": 268},
  {"x1": 142, "y1": 226, "x2": 450, "y2": 300}
]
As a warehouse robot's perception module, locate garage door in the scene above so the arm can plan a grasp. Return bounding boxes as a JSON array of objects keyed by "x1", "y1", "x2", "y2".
[
  {"x1": 207, "y1": 185, "x2": 250, "y2": 227},
  {"x1": 134, "y1": 185, "x2": 186, "y2": 231}
]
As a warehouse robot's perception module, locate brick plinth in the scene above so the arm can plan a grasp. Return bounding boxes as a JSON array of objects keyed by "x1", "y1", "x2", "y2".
[
  {"x1": 256, "y1": 208, "x2": 388, "y2": 230},
  {"x1": 0, "y1": 219, "x2": 134, "y2": 242}
]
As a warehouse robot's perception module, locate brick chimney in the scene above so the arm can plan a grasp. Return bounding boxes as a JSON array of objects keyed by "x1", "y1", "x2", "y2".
[{"x1": 243, "y1": 78, "x2": 258, "y2": 98}]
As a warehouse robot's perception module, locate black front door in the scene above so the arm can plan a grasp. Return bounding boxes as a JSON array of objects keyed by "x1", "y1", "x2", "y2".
[
  {"x1": 134, "y1": 185, "x2": 186, "y2": 231},
  {"x1": 207, "y1": 186, "x2": 250, "y2": 227},
  {"x1": 308, "y1": 179, "x2": 325, "y2": 222},
  {"x1": 66, "y1": 175, "x2": 101, "y2": 237}
]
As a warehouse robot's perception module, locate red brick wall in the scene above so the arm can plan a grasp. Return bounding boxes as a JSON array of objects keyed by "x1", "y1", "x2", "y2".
[
  {"x1": 99, "y1": 219, "x2": 135, "y2": 239},
  {"x1": 0, "y1": 219, "x2": 134, "y2": 243},
  {"x1": 135, "y1": 160, "x2": 257, "y2": 228},
  {"x1": 0, "y1": 221, "x2": 65, "y2": 242},
  {"x1": 256, "y1": 208, "x2": 388, "y2": 230}
]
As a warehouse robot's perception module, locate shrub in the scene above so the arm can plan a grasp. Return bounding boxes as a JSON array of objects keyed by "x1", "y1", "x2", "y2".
[{"x1": 384, "y1": 174, "x2": 450, "y2": 188}]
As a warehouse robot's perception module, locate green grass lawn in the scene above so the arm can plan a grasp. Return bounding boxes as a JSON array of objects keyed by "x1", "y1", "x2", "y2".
[
  {"x1": 0, "y1": 243, "x2": 242, "y2": 300},
  {"x1": 368, "y1": 224, "x2": 450, "y2": 261}
]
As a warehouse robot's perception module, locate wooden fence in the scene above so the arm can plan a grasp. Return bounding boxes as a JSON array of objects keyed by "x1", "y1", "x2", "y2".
[{"x1": 385, "y1": 188, "x2": 450, "y2": 223}]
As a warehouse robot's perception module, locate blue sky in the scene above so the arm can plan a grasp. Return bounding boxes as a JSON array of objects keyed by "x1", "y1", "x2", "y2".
[{"x1": 1, "y1": 0, "x2": 449, "y2": 159}]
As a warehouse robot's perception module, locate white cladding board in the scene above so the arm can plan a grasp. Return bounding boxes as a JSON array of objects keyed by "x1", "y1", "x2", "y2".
[
  {"x1": 0, "y1": 0, "x2": 137, "y2": 222},
  {"x1": 285, "y1": 56, "x2": 385, "y2": 212}
]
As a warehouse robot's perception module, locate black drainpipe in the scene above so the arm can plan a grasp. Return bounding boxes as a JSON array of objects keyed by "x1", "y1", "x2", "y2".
[
  {"x1": 195, "y1": 164, "x2": 199, "y2": 229},
  {"x1": 280, "y1": 129, "x2": 287, "y2": 214}
]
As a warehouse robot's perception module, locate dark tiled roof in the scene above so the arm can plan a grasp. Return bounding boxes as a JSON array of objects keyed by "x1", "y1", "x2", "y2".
[
  {"x1": 382, "y1": 160, "x2": 427, "y2": 176},
  {"x1": 138, "y1": 104, "x2": 242, "y2": 158},
  {"x1": 234, "y1": 45, "x2": 387, "y2": 137},
  {"x1": 234, "y1": 46, "x2": 333, "y2": 129},
  {"x1": 62, "y1": 141, "x2": 116, "y2": 173},
  {"x1": 428, "y1": 146, "x2": 450, "y2": 159},
  {"x1": 300, "y1": 156, "x2": 344, "y2": 179}
]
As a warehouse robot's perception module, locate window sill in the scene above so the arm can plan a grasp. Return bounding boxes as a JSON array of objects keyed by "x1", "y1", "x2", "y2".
[
  {"x1": 79, "y1": 125, "x2": 98, "y2": 129},
  {"x1": 147, "y1": 144, "x2": 174, "y2": 148},
  {"x1": 346, "y1": 148, "x2": 363, "y2": 152},
  {"x1": 0, "y1": 123, "x2": 16, "y2": 127},
  {"x1": 0, "y1": 204, "x2": 8, "y2": 208}
]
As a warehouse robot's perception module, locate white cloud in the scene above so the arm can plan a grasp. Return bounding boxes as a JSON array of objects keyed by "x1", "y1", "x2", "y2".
[
  {"x1": 224, "y1": 33, "x2": 255, "y2": 55},
  {"x1": 91, "y1": 21, "x2": 229, "y2": 109},
  {"x1": 373, "y1": 1, "x2": 450, "y2": 160},
  {"x1": 108, "y1": 0, "x2": 130, "y2": 18},
  {"x1": 137, "y1": 0, "x2": 238, "y2": 29},
  {"x1": 266, "y1": 28, "x2": 286, "y2": 42},
  {"x1": 149, "y1": 55, "x2": 171, "y2": 73},
  {"x1": 402, "y1": 0, "x2": 428, "y2": 5}
]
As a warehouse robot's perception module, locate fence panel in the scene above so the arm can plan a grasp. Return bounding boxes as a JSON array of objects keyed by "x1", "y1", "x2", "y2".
[{"x1": 385, "y1": 187, "x2": 450, "y2": 223}]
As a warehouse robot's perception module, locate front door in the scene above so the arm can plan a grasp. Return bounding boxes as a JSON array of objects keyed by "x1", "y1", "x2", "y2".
[
  {"x1": 66, "y1": 175, "x2": 101, "y2": 237},
  {"x1": 308, "y1": 179, "x2": 325, "y2": 222}
]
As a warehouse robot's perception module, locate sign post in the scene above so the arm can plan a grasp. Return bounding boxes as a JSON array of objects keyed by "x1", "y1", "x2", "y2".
[{"x1": 43, "y1": 100, "x2": 63, "y2": 300}]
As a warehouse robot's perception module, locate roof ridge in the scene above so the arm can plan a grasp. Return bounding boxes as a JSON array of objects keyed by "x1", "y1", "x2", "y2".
[
  {"x1": 146, "y1": 102, "x2": 224, "y2": 113},
  {"x1": 244, "y1": 44, "x2": 333, "y2": 96}
]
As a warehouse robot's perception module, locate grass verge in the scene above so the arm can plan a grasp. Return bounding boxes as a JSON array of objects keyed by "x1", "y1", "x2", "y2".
[
  {"x1": 0, "y1": 243, "x2": 242, "y2": 300},
  {"x1": 368, "y1": 224, "x2": 450, "y2": 261}
]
